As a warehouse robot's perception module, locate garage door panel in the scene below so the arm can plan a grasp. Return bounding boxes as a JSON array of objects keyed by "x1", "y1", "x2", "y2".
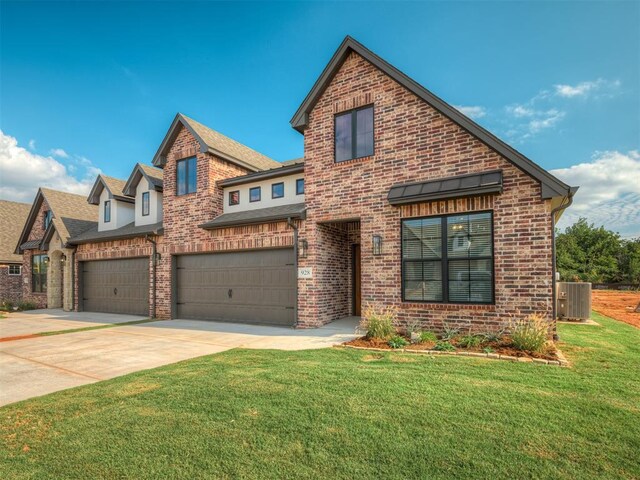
[
  {"x1": 176, "y1": 249, "x2": 295, "y2": 326},
  {"x1": 82, "y1": 258, "x2": 149, "y2": 316}
]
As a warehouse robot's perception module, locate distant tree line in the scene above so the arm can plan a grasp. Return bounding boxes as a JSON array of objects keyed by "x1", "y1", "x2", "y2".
[{"x1": 556, "y1": 218, "x2": 640, "y2": 284}]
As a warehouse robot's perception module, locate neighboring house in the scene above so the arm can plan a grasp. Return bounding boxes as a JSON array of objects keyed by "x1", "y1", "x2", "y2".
[
  {"x1": 0, "y1": 200, "x2": 31, "y2": 304},
  {"x1": 15, "y1": 189, "x2": 98, "y2": 309},
  {"x1": 59, "y1": 36, "x2": 576, "y2": 332}
]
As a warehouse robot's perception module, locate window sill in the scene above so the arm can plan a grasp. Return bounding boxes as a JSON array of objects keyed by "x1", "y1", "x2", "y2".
[
  {"x1": 334, "y1": 155, "x2": 373, "y2": 167},
  {"x1": 400, "y1": 302, "x2": 496, "y2": 311}
]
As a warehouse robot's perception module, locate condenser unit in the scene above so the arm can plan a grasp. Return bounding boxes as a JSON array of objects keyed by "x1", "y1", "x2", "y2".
[{"x1": 557, "y1": 282, "x2": 592, "y2": 321}]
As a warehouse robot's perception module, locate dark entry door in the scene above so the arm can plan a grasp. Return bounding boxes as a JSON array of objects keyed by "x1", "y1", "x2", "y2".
[
  {"x1": 175, "y1": 249, "x2": 295, "y2": 326},
  {"x1": 353, "y1": 244, "x2": 362, "y2": 316},
  {"x1": 81, "y1": 258, "x2": 149, "y2": 316}
]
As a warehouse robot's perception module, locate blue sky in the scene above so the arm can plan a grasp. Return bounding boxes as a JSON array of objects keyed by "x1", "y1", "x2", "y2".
[{"x1": 1, "y1": 1, "x2": 639, "y2": 236}]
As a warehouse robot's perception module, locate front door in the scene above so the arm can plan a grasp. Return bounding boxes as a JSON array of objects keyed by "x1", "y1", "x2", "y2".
[{"x1": 353, "y1": 244, "x2": 361, "y2": 316}]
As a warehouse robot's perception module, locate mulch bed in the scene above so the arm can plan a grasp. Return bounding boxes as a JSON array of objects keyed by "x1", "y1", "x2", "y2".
[{"x1": 344, "y1": 335, "x2": 560, "y2": 361}]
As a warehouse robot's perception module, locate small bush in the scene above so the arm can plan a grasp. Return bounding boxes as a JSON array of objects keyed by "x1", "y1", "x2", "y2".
[
  {"x1": 16, "y1": 301, "x2": 37, "y2": 311},
  {"x1": 388, "y1": 335, "x2": 408, "y2": 349},
  {"x1": 0, "y1": 299, "x2": 14, "y2": 311},
  {"x1": 482, "y1": 329, "x2": 505, "y2": 343},
  {"x1": 433, "y1": 341, "x2": 456, "y2": 352},
  {"x1": 510, "y1": 314, "x2": 550, "y2": 353},
  {"x1": 441, "y1": 322, "x2": 460, "y2": 341},
  {"x1": 483, "y1": 346, "x2": 495, "y2": 354},
  {"x1": 419, "y1": 331, "x2": 437, "y2": 343},
  {"x1": 358, "y1": 304, "x2": 397, "y2": 340},
  {"x1": 458, "y1": 334, "x2": 483, "y2": 348}
]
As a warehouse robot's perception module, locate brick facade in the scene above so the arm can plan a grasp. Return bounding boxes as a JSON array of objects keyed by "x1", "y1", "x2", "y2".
[
  {"x1": 297, "y1": 51, "x2": 553, "y2": 331},
  {"x1": 21, "y1": 199, "x2": 49, "y2": 309},
  {"x1": 0, "y1": 265, "x2": 23, "y2": 304}
]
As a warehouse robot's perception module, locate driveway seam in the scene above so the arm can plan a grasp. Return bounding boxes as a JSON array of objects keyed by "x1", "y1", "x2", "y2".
[{"x1": 0, "y1": 350, "x2": 104, "y2": 381}]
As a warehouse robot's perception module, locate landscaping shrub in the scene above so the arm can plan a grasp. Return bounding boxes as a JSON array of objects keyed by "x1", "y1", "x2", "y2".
[
  {"x1": 482, "y1": 329, "x2": 505, "y2": 343},
  {"x1": 433, "y1": 341, "x2": 456, "y2": 352},
  {"x1": 16, "y1": 301, "x2": 37, "y2": 311},
  {"x1": 0, "y1": 299, "x2": 14, "y2": 311},
  {"x1": 510, "y1": 314, "x2": 550, "y2": 353},
  {"x1": 419, "y1": 331, "x2": 437, "y2": 343},
  {"x1": 441, "y1": 322, "x2": 460, "y2": 341},
  {"x1": 359, "y1": 304, "x2": 397, "y2": 340},
  {"x1": 388, "y1": 335, "x2": 408, "y2": 349},
  {"x1": 458, "y1": 334, "x2": 484, "y2": 348}
]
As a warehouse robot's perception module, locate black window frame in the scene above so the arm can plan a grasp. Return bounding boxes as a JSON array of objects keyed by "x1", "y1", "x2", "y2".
[
  {"x1": 104, "y1": 200, "x2": 111, "y2": 223},
  {"x1": 176, "y1": 156, "x2": 197, "y2": 196},
  {"x1": 8, "y1": 265, "x2": 21, "y2": 275},
  {"x1": 141, "y1": 191, "x2": 150, "y2": 216},
  {"x1": 271, "y1": 182, "x2": 284, "y2": 199},
  {"x1": 229, "y1": 190, "x2": 240, "y2": 206},
  {"x1": 334, "y1": 104, "x2": 374, "y2": 163},
  {"x1": 31, "y1": 254, "x2": 47, "y2": 293},
  {"x1": 296, "y1": 178, "x2": 304, "y2": 195},
  {"x1": 249, "y1": 186, "x2": 261, "y2": 203},
  {"x1": 401, "y1": 211, "x2": 495, "y2": 305},
  {"x1": 43, "y1": 210, "x2": 52, "y2": 230}
]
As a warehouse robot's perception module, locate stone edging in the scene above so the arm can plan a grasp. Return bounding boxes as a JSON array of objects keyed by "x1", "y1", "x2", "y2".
[{"x1": 339, "y1": 345, "x2": 570, "y2": 367}]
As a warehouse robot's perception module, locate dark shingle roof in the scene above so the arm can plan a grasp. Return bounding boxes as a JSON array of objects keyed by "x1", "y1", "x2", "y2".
[
  {"x1": 19, "y1": 239, "x2": 42, "y2": 251},
  {"x1": 40, "y1": 188, "x2": 99, "y2": 243},
  {"x1": 387, "y1": 170, "x2": 503, "y2": 206},
  {"x1": 219, "y1": 162, "x2": 304, "y2": 188},
  {"x1": 200, "y1": 203, "x2": 306, "y2": 229},
  {"x1": 123, "y1": 163, "x2": 164, "y2": 196},
  {"x1": 0, "y1": 200, "x2": 31, "y2": 263},
  {"x1": 67, "y1": 221, "x2": 163, "y2": 245}
]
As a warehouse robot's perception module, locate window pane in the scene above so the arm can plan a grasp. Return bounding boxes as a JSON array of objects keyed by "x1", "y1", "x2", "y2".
[
  {"x1": 142, "y1": 192, "x2": 150, "y2": 215},
  {"x1": 187, "y1": 157, "x2": 197, "y2": 193},
  {"x1": 177, "y1": 160, "x2": 186, "y2": 196},
  {"x1": 402, "y1": 218, "x2": 441, "y2": 259},
  {"x1": 403, "y1": 260, "x2": 442, "y2": 301},
  {"x1": 104, "y1": 201, "x2": 111, "y2": 222},
  {"x1": 229, "y1": 191, "x2": 239, "y2": 205},
  {"x1": 447, "y1": 215, "x2": 470, "y2": 257},
  {"x1": 356, "y1": 107, "x2": 374, "y2": 158},
  {"x1": 448, "y1": 280, "x2": 470, "y2": 303},
  {"x1": 470, "y1": 281, "x2": 492, "y2": 303},
  {"x1": 335, "y1": 112, "x2": 352, "y2": 162},
  {"x1": 272, "y1": 183, "x2": 284, "y2": 198},
  {"x1": 296, "y1": 178, "x2": 304, "y2": 195},
  {"x1": 250, "y1": 187, "x2": 261, "y2": 202},
  {"x1": 469, "y1": 213, "x2": 492, "y2": 257}
]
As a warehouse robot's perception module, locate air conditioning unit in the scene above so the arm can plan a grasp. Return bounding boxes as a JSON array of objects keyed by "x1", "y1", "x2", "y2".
[{"x1": 557, "y1": 282, "x2": 591, "y2": 320}]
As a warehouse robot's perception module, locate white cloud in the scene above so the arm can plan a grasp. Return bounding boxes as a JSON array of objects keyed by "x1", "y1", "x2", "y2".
[
  {"x1": 28, "y1": 139, "x2": 36, "y2": 151},
  {"x1": 552, "y1": 150, "x2": 640, "y2": 238},
  {"x1": 49, "y1": 148, "x2": 69, "y2": 158},
  {"x1": 454, "y1": 105, "x2": 486, "y2": 119},
  {"x1": 554, "y1": 79, "x2": 620, "y2": 98},
  {"x1": 0, "y1": 131, "x2": 100, "y2": 202},
  {"x1": 505, "y1": 106, "x2": 565, "y2": 140}
]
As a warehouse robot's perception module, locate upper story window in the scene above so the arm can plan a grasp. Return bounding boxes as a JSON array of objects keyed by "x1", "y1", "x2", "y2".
[
  {"x1": 296, "y1": 178, "x2": 304, "y2": 195},
  {"x1": 177, "y1": 156, "x2": 197, "y2": 196},
  {"x1": 31, "y1": 254, "x2": 48, "y2": 293},
  {"x1": 249, "y1": 187, "x2": 261, "y2": 203},
  {"x1": 402, "y1": 212, "x2": 493, "y2": 304},
  {"x1": 8, "y1": 265, "x2": 21, "y2": 275},
  {"x1": 43, "y1": 210, "x2": 52, "y2": 230},
  {"x1": 272, "y1": 182, "x2": 284, "y2": 199},
  {"x1": 229, "y1": 190, "x2": 240, "y2": 206},
  {"x1": 104, "y1": 201, "x2": 111, "y2": 223},
  {"x1": 335, "y1": 105, "x2": 374, "y2": 162},
  {"x1": 142, "y1": 192, "x2": 150, "y2": 216}
]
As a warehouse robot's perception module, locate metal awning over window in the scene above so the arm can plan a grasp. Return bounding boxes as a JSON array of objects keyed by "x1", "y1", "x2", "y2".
[{"x1": 387, "y1": 170, "x2": 503, "y2": 206}]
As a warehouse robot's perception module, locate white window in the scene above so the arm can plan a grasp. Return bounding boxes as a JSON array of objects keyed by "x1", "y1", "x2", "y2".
[{"x1": 8, "y1": 265, "x2": 21, "y2": 275}]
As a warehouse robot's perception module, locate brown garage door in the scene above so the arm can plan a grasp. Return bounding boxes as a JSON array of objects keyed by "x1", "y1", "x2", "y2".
[
  {"x1": 176, "y1": 249, "x2": 295, "y2": 326},
  {"x1": 81, "y1": 258, "x2": 149, "y2": 316}
]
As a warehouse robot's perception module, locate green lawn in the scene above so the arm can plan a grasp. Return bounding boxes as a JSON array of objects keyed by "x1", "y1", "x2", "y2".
[{"x1": 1, "y1": 312, "x2": 639, "y2": 480}]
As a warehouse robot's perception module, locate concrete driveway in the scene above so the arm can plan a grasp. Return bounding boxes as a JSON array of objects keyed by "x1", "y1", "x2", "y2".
[{"x1": 0, "y1": 311, "x2": 358, "y2": 406}]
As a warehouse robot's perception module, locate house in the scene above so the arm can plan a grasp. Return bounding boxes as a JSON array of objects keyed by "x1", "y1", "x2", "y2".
[
  {"x1": 56, "y1": 36, "x2": 576, "y2": 332},
  {"x1": 15, "y1": 189, "x2": 98, "y2": 309},
  {"x1": 0, "y1": 200, "x2": 31, "y2": 304}
]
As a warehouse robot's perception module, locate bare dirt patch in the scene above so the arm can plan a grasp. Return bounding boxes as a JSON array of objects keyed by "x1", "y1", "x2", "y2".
[{"x1": 592, "y1": 290, "x2": 640, "y2": 329}]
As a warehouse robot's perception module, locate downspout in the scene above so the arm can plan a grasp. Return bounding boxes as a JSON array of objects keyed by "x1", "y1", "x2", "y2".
[
  {"x1": 550, "y1": 190, "x2": 575, "y2": 336},
  {"x1": 287, "y1": 217, "x2": 299, "y2": 327},
  {"x1": 145, "y1": 234, "x2": 157, "y2": 319}
]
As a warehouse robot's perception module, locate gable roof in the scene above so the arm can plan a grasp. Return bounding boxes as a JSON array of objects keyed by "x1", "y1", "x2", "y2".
[
  {"x1": 123, "y1": 163, "x2": 164, "y2": 196},
  {"x1": 0, "y1": 200, "x2": 31, "y2": 263},
  {"x1": 152, "y1": 113, "x2": 281, "y2": 172},
  {"x1": 15, "y1": 188, "x2": 98, "y2": 253},
  {"x1": 87, "y1": 174, "x2": 133, "y2": 205},
  {"x1": 290, "y1": 36, "x2": 576, "y2": 200}
]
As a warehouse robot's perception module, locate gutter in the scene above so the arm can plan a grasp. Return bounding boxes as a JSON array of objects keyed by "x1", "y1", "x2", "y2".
[
  {"x1": 286, "y1": 217, "x2": 299, "y2": 327},
  {"x1": 145, "y1": 234, "x2": 158, "y2": 319},
  {"x1": 550, "y1": 187, "x2": 577, "y2": 335}
]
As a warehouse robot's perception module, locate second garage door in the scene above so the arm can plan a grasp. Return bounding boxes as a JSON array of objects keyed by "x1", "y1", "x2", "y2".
[
  {"x1": 175, "y1": 249, "x2": 295, "y2": 326},
  {"x1": 81, "y1": 258, "x2": 150, "y2": 316}
]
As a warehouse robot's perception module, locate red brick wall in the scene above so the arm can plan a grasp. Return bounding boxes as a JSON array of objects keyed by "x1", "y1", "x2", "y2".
[
  {"x1": 0, "y1": 265, "x2": 23, "y2": 304},
  {"x1": 298, "y1": 51, "x2": 553, "y2": 331},
  {"x1": 21, "y1": 199, "x2": 50, "y2": 308}
]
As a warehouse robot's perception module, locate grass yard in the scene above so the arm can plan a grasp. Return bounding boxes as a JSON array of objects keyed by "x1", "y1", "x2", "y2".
[{"x1": 1, "y1": 312, "x2": 639, "y2": 480}]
